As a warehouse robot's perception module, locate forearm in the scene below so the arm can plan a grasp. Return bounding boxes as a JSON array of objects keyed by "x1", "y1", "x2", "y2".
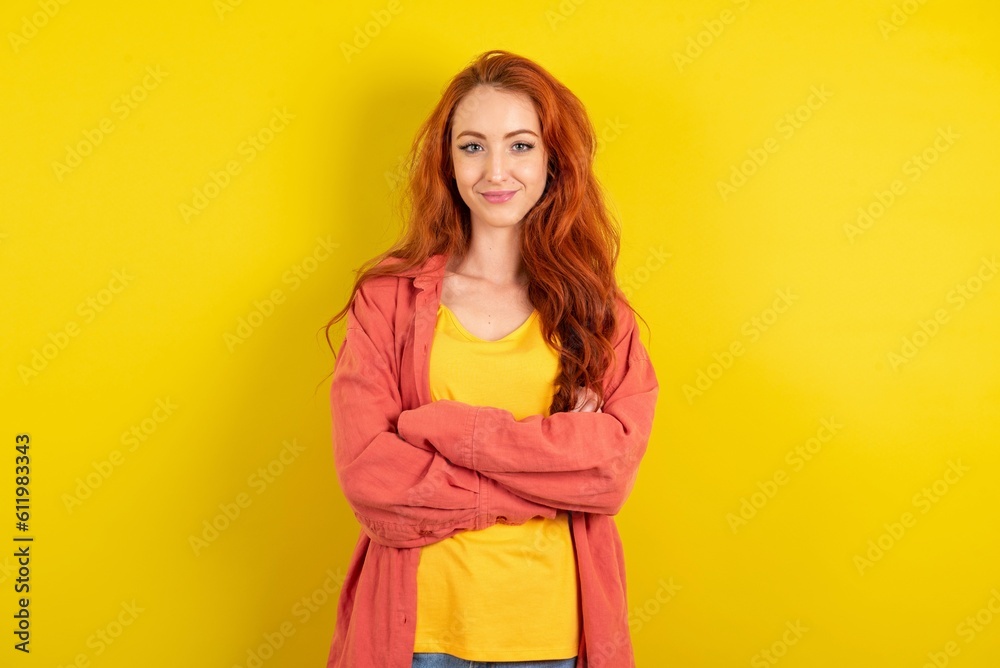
[
  {"x1": 398, "y1": 405, "x2": 652, "y2": 514},
  {"x1": 395, "y1": 343, "x2": 659, "y2": 514},
  {"x1": 337, "y1": 433, "x2": 558, "y2": 546}
]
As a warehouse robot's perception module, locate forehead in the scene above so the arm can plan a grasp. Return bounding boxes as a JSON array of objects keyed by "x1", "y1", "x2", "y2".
[{"x1": 451, "y1": 86, "x2": 540, "y2": 136}]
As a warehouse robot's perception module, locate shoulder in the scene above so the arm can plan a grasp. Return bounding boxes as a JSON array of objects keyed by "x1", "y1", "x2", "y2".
[
  {"x1": 600, "y1": 295, "x2": 655, "y2": 397},
  {"x1": 611, "y1": 295, "x2": 652, "y2": 363},
  {"x1": 612, "y1": 295, "x2": 637, "y2": 345},
  {"x1": 350, "y1": 254, "x2": 437, "y2": 324},
  {"x1": 355, "y1": 255, "x2": 423, "y2": 299}
]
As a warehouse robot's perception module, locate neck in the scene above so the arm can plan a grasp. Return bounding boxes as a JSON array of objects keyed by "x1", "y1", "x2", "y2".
[{"x1": 450, "y1": 225, "x2": 526, "y2": 287}]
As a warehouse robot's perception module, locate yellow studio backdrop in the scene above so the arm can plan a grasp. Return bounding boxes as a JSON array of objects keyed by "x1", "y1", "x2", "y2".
[{"x1": 1, "y1": 0, "x2": 998, "y2": 665}]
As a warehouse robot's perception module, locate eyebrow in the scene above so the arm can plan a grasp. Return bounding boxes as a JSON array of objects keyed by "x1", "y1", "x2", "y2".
[{"x1": 455, "y1": 129, "x2": 539, "y2": 140}]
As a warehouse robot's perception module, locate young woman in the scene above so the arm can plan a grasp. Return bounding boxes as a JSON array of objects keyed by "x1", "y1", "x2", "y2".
[{"x1": 323, "y1": 49, "x2": 659, "y2": 668}]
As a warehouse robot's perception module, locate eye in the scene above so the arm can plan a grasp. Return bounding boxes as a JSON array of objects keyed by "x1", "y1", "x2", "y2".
[
  {"x1": 512, "y1": 141, "x2": 535, "y2": 152},
  {"x1": 457, "y1": 142, "x2": 482, "y2": 154}
]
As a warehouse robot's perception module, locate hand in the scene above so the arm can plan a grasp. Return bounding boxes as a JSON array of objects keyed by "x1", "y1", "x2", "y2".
[{"x1": 571, "y1": 386, "x2": 602, "y2": 413}]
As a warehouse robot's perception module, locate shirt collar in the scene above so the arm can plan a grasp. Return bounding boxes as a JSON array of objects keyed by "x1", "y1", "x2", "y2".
[{"x1": 410, "y1": 252, "x2": 449, "y2": 292}]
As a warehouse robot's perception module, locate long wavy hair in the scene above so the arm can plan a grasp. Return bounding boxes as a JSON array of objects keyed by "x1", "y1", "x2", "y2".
[{"x1": 321, "y1": 49, "x2": 646, "y2": 414}]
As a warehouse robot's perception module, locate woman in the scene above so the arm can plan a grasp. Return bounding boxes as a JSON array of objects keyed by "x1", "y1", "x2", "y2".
[{"x1": 323, "y1": 49, "x2": 659, "y2": 668}]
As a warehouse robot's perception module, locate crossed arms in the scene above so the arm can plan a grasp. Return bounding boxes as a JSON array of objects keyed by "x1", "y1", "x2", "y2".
[{"x1": 330, "y1": 280, "x2": 659, "y2": 548}]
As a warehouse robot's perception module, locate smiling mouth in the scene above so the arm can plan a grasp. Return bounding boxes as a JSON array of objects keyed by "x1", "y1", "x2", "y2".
[{"x1": 481, "y1": 191, "x2": 516, "y2": 203}]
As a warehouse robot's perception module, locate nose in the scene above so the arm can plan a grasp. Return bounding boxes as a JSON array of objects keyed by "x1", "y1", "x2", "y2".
[{"x1": 486, "y1": 151, "x2": 508, "y2": 183}]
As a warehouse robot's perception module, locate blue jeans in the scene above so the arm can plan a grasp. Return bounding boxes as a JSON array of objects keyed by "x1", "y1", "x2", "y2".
[{"x1": 411, "y1": 653, "x2": 577, "y2": 668}]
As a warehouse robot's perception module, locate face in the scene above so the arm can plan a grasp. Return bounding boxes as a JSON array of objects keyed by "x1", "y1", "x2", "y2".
[{"x1": 450, "y1": 85, "x2": 549, "y2": 233}]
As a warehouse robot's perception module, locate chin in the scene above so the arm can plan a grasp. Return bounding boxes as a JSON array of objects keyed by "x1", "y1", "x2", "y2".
[{"x1": 485, "y1": 217, "x2": 524, "y2": 229}]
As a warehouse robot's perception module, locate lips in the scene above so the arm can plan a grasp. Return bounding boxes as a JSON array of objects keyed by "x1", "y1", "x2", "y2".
[{"x1": 481, "y1": 190, "x2": 516, "y2": 203}]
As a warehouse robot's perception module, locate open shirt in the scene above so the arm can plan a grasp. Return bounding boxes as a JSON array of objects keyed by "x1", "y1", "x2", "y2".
[{"x1": 326, "y1": 252, "x2": 660, "y2": 667}]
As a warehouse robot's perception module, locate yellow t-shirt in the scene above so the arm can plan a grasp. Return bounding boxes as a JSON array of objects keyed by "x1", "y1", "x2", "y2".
[{"x1": 412, "y1": 302, "x2": 580, "y2": 661}]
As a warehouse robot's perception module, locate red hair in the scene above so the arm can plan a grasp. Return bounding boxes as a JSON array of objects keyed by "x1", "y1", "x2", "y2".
[{"x1": 322, "y1": 49, "x2": 646, "y2": 414}]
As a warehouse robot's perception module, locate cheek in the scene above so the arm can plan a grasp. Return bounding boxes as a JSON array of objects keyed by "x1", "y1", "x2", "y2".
[
  {"x1": 526, "y1": 159, "x2": 548, "y2": 188},
  {"x1": 452, "y1": 161, "x2": 477, "y2": 189}
]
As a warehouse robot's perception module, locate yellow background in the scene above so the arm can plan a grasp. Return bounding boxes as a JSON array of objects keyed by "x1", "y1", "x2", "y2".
[{"x1": 2, "y1": 0, "x2": 999, "y2": 666}]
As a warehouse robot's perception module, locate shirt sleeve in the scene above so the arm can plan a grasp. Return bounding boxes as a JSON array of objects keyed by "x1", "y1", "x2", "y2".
[
  {"x1": 396, "y1": 298, "x2": 659, "y2": 515},
  {"x1": 330, "y1": 279, "x2": 558, "y2": 549}
]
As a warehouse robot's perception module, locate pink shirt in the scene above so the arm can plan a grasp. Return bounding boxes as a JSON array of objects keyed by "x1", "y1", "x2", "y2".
[{"x1": 326, "y1": 252, "x2": 659, "y2": 667}]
